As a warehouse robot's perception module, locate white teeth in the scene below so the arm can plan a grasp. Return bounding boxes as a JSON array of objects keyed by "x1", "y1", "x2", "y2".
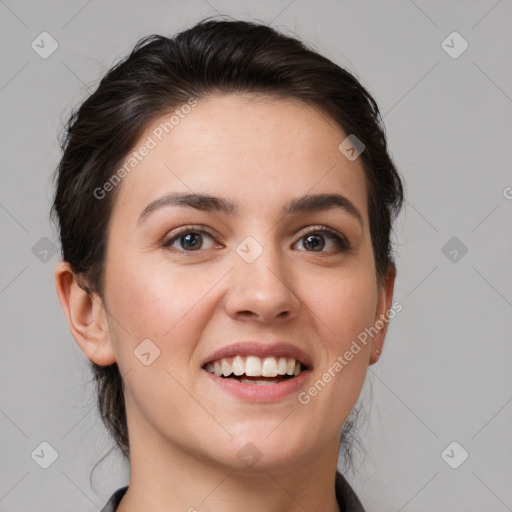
[
  {"x1": 261, "y1": 357, "x2": 278, "y2": 377},
  {"x1": 232, "y1": 355, "x2": 245, "y2": 376},
  {"x1": 221, "y1": 358, "x2": 233, "y2": 377},
  {"x1": 278, "y1": 357, "x2": 287, "y2": 375},
  {"x1": 239, "y1": 379, "x2": 278, "y2": 385},
  {"x1": 245, "y1": 356, "x2": 262, "y2": 376},
  {"x1": 205, "y1": 355, "x2": 305, "y2": 378},
  {"x1": 286, "y1": 358, "x2": 295, "y2": 375}
]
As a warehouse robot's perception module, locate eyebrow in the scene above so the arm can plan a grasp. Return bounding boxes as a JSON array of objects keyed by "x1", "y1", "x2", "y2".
[{"x1": 137, "y1": 192, "x2": 364, "y2": 227}]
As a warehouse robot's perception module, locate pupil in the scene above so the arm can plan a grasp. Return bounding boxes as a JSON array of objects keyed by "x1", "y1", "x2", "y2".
[
  {"x1": 305, "y1": 234, "x2": 324, "y2": 251},
  {"x1": 182, "y1": 233, "x2": 201, "y2": 250}
]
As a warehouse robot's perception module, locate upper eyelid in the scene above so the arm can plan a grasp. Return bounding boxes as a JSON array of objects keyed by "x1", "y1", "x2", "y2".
[
  {"x1": 168, "y1": 224, "x2": 216, "y2": 236},
  {"x1": 163, "y1": 224, "x2": 349, "y2": 247}
]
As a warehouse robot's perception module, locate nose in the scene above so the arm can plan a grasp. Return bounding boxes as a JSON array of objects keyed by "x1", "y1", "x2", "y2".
[{"x1": 223, "y1": 238, "x2": 300, "y2": 323}]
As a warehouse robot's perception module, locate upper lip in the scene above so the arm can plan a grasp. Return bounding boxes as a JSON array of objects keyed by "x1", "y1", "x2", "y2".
[{"x1": 202, "y1": 341, "x2": 313, "y2": 369}]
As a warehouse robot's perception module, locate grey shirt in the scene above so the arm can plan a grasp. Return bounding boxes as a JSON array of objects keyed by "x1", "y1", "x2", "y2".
[{"x1": 99, "y1": 471, "x2": 366, "y2": 511}]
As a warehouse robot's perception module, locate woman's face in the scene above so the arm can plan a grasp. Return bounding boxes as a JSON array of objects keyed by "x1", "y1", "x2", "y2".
[{"x1": 97, "y1": 94, "x2": 394, "y2": 473}]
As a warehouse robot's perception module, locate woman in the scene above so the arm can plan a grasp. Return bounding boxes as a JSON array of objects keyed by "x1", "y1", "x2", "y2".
[{"x1": 52, "y1": 17, "x2": 403, "y2": 511}]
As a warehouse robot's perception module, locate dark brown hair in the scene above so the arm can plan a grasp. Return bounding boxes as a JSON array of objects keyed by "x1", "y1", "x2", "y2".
[{"x1": 51, "y1": 16, "x2": 403, "y2": 480}]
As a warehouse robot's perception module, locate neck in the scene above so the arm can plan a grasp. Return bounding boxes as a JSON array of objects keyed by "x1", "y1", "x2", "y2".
[{"x1": 116, "y1": 417, "x2": 342, "y2": 512}]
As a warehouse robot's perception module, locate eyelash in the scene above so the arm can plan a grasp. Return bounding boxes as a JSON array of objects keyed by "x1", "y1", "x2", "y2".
[{"x1": 161, "y1": 224, "x2": 352, "y2": 255}]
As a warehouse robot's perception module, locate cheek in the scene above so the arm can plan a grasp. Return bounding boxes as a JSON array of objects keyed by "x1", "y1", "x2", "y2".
[
  {"x1": 104, "y1": 253, "x2": 221, "y2": 354},
  {"x1": 105, "y1": 243, "x2": 378, "y2": 355},
  {"x1": 303, "y1": 265, "x2": 376, "y2": 398},
  {"x1": 308, "y1": 265, "x2": 378, "y2": 351},
  {"x1": 292, "y1": 266, "x2": 377, "y2": 440}
]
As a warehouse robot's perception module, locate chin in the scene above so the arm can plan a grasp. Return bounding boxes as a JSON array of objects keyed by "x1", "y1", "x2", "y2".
[{"x1": 210, "y1": 429, "x2": 308, "y2": 473}]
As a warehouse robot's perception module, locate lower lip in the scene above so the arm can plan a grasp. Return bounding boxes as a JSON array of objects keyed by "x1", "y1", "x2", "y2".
[{"x1": 203, "y1": 369, "x2": 311, "y2": 402}]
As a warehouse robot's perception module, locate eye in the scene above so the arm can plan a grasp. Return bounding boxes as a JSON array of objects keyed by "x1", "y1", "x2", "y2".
[
  {"x1": 162, "y1": 225, "x2": 221, "y2": 253},
  {"x1": 162, "y1": 224, "x2": 351, "y2": 255},
  {"x1": 293, "y1": 225, "x2": 351, "y2": 253}
]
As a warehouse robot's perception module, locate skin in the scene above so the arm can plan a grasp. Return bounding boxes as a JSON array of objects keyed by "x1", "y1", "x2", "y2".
[{"x1": 55, "y1": 93, "x2": 395, "y2": 512}]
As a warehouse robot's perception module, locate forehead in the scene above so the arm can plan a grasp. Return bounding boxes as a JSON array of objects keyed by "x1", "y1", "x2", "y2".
[{"x1": 112, "y1": 93, "x2": 369, "y2": 222}]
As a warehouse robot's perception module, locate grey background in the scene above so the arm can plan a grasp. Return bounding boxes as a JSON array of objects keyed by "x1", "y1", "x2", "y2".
[{"x1": 1, "y1": 0, "x2": 511, "y2": 510}]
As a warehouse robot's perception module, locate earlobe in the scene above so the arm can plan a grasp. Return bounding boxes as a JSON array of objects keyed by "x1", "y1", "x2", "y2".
[
  {"x1": 54, "y1": 261, "x2": 117, "y2": 366},
  {"x1": 369, "y1": 265, "x2": 397, "y2": 366}
]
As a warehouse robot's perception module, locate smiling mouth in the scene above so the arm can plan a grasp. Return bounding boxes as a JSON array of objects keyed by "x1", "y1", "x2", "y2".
[{"x1": 203, "y1": 355, "x2": 307, "y2": 385}]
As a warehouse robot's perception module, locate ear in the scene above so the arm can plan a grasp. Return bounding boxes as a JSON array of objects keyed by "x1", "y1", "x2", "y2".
[
  {"x1": 54, "y1": 261, "x2": 117, "y2": 366},
  {"x1": 369, "y1": 264, "x2": 396, "y2": 365}
]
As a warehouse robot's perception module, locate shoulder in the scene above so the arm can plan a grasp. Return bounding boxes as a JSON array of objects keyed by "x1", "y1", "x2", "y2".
[
  {"x1": 99, "y1": 485, "x2": 128, "y2": 512},
  {"x1": 100, "y1": 475, "x2": 364, "y2": 512},
  {"x1": 335, "y1": 471, "x2": 366, "y2": 512}
]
